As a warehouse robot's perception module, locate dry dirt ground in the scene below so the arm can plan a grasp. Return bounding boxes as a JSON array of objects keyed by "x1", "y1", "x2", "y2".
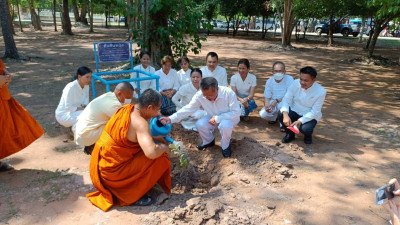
[{"x1": 0, "y1": 26, "x2": 399, "y2": 225}]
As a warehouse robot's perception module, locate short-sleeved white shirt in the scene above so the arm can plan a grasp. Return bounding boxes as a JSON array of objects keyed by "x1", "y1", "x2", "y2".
[
  {"x1": 154, "y1": 68, "x2": 180, "y2": 91},
  {"x1": 230, "y1": 73, "x2": 257, "y2": 98},
  {"x1": 177, "y1": 68, "x2": 192, "y2": 87},
  {"x1": 263, "y1": 75, "x2": 294, "y2": 99},
  {"x1": 200, "y1": 65, "x2": 228, "y2": 86},
  {"x1": 172, "y1": 82, "x2": 199, "y2": 110},
  {"x1": 130, "y1": 64, "x2": 156, "y2": 92}
]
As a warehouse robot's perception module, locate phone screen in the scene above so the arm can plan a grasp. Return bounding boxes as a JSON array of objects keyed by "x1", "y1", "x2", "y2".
[{"x1": 375, "y1": 183, "x2": 395, "y2": 205}]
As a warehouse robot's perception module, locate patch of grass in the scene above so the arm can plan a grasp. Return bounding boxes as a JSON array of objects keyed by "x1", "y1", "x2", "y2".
[{"x1": 32, "y1": 170, "x2": 73, "y2": 203}]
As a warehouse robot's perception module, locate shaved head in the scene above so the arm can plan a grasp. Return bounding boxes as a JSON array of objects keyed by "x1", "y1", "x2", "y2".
[{"x1": 114, "y1": 82, "x2": 134, "y2": 93}]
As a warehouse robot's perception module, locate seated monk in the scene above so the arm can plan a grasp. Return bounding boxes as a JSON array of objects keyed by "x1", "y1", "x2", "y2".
[{"x1": 86, "y1": 89, "x2": 171, "y2": 212}]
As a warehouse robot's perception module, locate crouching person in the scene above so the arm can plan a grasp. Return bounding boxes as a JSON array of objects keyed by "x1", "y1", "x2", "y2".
[
  {"x1": 160, "y1": 77, "x2": 241, "y2": 158},
  {"x1": 86, "y1": 89, "x2": 171, "y2": 211},
  {"x1": 278, "y1": 66, "x2": 326, "y2": 144},
  {"x1": 74, "y1": 82, "x2": 134, "y2": 155}
]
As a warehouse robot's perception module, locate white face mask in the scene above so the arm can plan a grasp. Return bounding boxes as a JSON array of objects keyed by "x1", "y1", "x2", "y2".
[
  {"x1": 123, "y1": 98, "x2": 132, "y2": 105},
  {"x1": 273, "y1": 73, "x2": 284, "y2": 81}
]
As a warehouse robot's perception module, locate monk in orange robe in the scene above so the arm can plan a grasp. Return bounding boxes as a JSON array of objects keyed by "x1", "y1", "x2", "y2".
[
  {"x1": 0, "y1": 59, "x2": 44, "y2": 171},
  {"x1": 87, "y1": 89, "x2": 171, "y2": 212}
]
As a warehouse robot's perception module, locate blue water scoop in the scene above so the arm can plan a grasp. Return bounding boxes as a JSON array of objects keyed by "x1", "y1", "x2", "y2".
[{"x1": 149, "y1": 116, "x2": 175, "y2": 143}]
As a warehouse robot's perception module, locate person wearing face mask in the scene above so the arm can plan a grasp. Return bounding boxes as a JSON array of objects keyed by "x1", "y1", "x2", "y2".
[
  {"x1": 160, "y1": 77, "x2": 241, "y2": 158},
  {"x1": 259, "y1": 61, "x2": 294, "y2": 131},
  {"x1": 278, "y1": 66, "x2": 326, "y2": 144},
  {"x1": 172, "y1": 68, "x2": 206, "y2": 131},
  {"x1": 74, "y1": 82, "x2": 134, "y2": 155},
  {"x1": 55, "y1": 66, "x2": 92, "y2": 132}
]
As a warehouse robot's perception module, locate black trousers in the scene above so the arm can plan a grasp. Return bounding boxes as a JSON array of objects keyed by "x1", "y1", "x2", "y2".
[{"x1": 278, "y1": 108, "x2": 317, "y2": 136}]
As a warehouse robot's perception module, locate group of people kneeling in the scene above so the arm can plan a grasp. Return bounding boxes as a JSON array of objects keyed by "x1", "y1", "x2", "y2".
[{"x1": 53, "y1": 51, "x2": 326, "y2": 210}]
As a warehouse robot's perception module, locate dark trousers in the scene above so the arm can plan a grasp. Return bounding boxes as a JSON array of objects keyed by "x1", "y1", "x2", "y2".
[{"x1": 278, "y1": 108, "x2": 317, "y2": 136}]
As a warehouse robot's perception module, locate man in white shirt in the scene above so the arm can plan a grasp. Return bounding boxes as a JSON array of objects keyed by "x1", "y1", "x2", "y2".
[
  {"x1": 200, "y1": 52, "x2": 228, "y2": 87},
  {"x1": 160, "y1": 77, "x2": 241, "y2": 158},
  {"x1": 75, "y1": 82, "x2": 134, "y2": 154},
  {"x1": 279, "y1": 66, "x2": 326, "y2": 144},
  {"x1": 260, "y1": 61, "x2": 294, "y2": 129}
]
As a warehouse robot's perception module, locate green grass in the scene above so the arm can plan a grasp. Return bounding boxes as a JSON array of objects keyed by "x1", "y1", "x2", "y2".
[
  {"x1": 0, "y1": 183, "x2": 19, "y2": 217},
  {"x1": 376, "y1": 38, "x2": 400, "y2": 47}
]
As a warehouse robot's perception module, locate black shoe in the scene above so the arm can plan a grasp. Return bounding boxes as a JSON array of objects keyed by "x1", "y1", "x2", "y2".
[
  {"x1": 282, "y1": 133, "x2": 295, "y2": 143},
  {"x1": 304, "y1": 135, "x2": 312, "y2": 144},
  {"x1": 196, "y1": 139, "x2": 215, "y2": 150},
  {"x1": 222, "y1": 145, "x2": 231, "y2": 158},
  {"x1": 84, "y1": 144, "x2": 95, "y2": 155}
]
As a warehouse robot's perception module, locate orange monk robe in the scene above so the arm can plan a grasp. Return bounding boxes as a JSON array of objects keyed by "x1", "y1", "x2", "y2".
[
  {"x1": 86, "y1": 104, "x2": 171, "y2": 212},
  {"x1": 0, "y1": 59, "x2": 44, "y2": 158}
]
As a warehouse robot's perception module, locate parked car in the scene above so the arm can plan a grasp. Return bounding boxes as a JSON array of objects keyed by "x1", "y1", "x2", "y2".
[
  {"x1": 255, "y1": 18, "x2": 276, "y2": 30},
  {"x1": 219, "y1": 21, "x2": 233, "y2": 29},
  {"x1": 315, "y1": 21, "x2": 354, "y2": 37}
]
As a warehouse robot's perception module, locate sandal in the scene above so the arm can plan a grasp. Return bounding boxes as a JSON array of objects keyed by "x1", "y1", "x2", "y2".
[
  {"x1": 0, "y1": 162, "x2": 14, "y2": 172},
  {"x1": 132, "y1": 194, "x2": 156, "y2": 206}
]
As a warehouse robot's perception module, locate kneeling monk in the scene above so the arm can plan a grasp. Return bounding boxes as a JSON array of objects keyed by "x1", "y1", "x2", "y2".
[{"x1": 86, "y1": 89, "x2": 171, "y2": 212}]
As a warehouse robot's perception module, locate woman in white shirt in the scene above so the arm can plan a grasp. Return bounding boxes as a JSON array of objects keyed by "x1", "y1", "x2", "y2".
[
  {"x1": 177, "y1": 56, "x2": 192, "y2": 86},
  {"x1": 130, "y1": 51, "x2": 156, "y2": 97},
  {"x1": 172, "y1": 68, "x2": 206, "y2": 131},
  {"x1": 154, "y1": 56, "x2": 179, "y2": 116},
  {"x1": 230, "y1": 58, "x2": 257, "y2": 122},
  {"x1": 55, "y1": 66, "x2": 92, "y2": 131}
]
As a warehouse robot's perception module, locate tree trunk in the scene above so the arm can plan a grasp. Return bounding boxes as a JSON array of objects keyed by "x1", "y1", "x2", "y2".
[
  {"x1": 282, "y1": 0, "x2": 296, "y2": 47},
  {"x1": 89, "y1": 0, "x2": 93, "y2": 32},
  {"x1": 261, "y1": 16, "x2": 266, "y2": 39},
  {"x1": 126, "y1": 0, "x2": 133, "y2": 39},
  {"x1": 149, "y1": 6, "x2": 171, "y2": 68},
  {"x1": 61, "y1": 0, "x2": 73, "y2": 35},
  {"x1": 52, "y1": 0, "x2": 57, "y2": 31},
  {"x1": 367, "y1": 21, "x2": 386, "y2": 57},
  {"x1": 358, "y1": 17, "x2": 366, "y2": 43},
  {"x1": 0, "y1": 0, "x2": 20, "y2": 59},
  {"x1": 72, "y1": 0, "x2": 79, "y2": 22},
  {"x1": 105, "y1": 9, "x2": 109, "y2": 28},
  {"x1": 328, "y1": 16, "x2": 335, "y2": 46},
  {"x1": 16, "y1": 0, "x2": 23, "y2": 32},
  {"x1": 6, "y1": 0, "x2": 15, "y2": 34},
  {"x1": 80, "y1": 1, "x2": 88, "y2": 25},
  {"x1": 29, "y1": 0, "x2": 42, "y2": 30}
]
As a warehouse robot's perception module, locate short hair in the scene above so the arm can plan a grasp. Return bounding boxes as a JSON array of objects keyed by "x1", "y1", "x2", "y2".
[
  {"x1": 206, "y1": 52, "x2": 218, "y2": 61},
  {"x1": 190, "y1": 68, "x2": 202, "y2": 77},
  {"x1": 138, "y1": 89, "x2": 162, "y2": 108},
  {"x1": 140, "y1": 51, "x2": 150, "y2": 59},
  {"x1": 272, "y1": 61, "x2": 286, "y2": 70},
  {"x1": 238, "y1": 58, "x2": 250, "y2": 68},
  {"x1": 75, "y1": 66, "x2": 92, "y2": 80},
  {"x1": 200, "y1": 77, "x2": 218, "y2": 91},
  {"x1": 178, "y1": 56, "x2": 190, "y2": 65},
  {"x1": 161, "y1": 55, "x2": 174, "y2": 66},
  {"x1": 300, "y1": 66, "x2": 317, "y2": 78},
  {"x1": 114, "y1": 82, "x2": 134, "y2": 93}
]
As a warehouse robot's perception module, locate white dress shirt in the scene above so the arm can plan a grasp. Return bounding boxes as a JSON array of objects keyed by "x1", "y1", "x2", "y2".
[
  {"x1": 169, "y1": 86, "x2": 241, "y2": 124},
  {"x1": 230, "y1": 73, "x2": 257, "y2": 97},
  {"x1": 154, "y1": 68, "x2": 180, "y2": 91},
  {"x1": 130, "y1": 64, "x2": 157, "y2": 93},
  {"x1": 177, "y1": 68, "x2": 192, "y2": 87},
  {"x1": 75, "y1": 92, "x2": 122, "y2": 146},
  {"x1": 172, "y1": 82, "x2": 200, "y2": 110},
  {"x1": 200, "y1": 66, "x2": 228, "y2": 86},
  {"x1": 55, "y1": 80, "x2": 89, "y2": 127},
  {"x1": 280, "y1": 79, "x2": 326, "y2": 124},
  {"x1": 264, "y1": 74, "x2": 294, "y2": 99}
]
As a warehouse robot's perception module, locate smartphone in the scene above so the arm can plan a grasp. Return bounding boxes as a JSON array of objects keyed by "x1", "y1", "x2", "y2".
[{"x1": 375, "y1": 183, "x2": 395, "y2": 205}]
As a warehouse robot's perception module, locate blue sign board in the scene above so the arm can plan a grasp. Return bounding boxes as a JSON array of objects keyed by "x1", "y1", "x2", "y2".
[{"x1": 97, "y1": 42, "x2": 130, "y2": 62}]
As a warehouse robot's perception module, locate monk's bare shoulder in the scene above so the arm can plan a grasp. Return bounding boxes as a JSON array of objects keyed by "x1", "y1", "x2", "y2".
[{"x1": 126, "y1": 111, "x2": 150, "y2": 143}]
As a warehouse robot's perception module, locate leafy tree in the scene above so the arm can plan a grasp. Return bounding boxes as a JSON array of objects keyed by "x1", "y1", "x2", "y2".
[
  {"x1": 131, "y1": 0, "x2": 206, "y2": 67},
  {"x1": 61, "y1": 0, "x2": 73, "y2": 34},
  {"x1": 0, "y1": 0, "x2": 19, "y2": 59},
  {"x1": 219, "y1": 0, "x2": 244, "y2": 36},
  {"x1": 196, "y1": 0, "x2": 217, "y2": 35},
  {"x1": 28, "y1": 0, "x2": 42, "y2": 30},
  {"x1": 366, "y1": 0, "x2": 400, "y2": 57}
]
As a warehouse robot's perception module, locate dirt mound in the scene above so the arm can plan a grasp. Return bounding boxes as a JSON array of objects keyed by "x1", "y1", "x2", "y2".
[
  {"x1": 141, "y1": 124, "x2": 299, "y2": 224},
  {"x1": 350, "y1": 55, "x2": 399, "y2": 67}
]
